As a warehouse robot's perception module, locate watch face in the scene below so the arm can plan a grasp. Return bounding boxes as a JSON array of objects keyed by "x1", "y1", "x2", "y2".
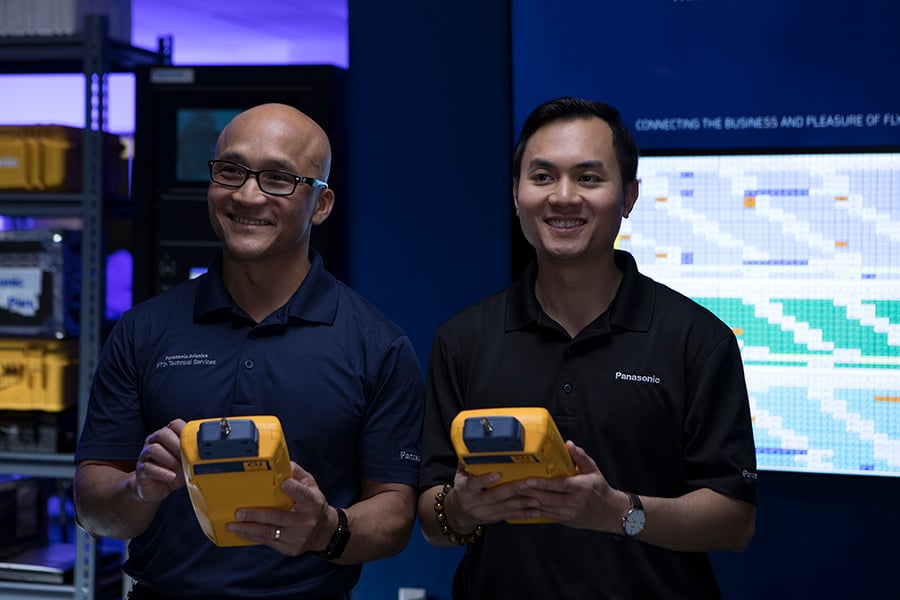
[{"x1": 623, "y1": 509, "x2": 646, "y2": 536}]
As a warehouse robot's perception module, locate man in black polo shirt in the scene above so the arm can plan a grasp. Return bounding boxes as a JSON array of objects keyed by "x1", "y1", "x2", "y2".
[{"x1": 418, "y1": 97, "x2": 758, "y2": 599}]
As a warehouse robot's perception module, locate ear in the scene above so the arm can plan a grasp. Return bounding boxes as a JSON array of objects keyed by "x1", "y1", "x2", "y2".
[
  {"x1": 311, "y1": 187, "x2": 335, "y2": 226},
  {"x1": 512, "y1": 179, "x2": 520, "y2": 216},
  {"x1": 622, "y1": 178, "x2": 639, "y2": 219}
]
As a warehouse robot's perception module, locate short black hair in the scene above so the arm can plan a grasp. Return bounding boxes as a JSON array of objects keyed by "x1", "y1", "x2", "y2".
[{"x1": 512, "y1": 97, "x2": 639, "y2": 186}]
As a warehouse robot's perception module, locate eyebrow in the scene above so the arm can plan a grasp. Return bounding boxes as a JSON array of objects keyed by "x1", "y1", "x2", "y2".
[
  {"x1": 216, "y1": 154, "x2": 297, "y2": 173},
  {"x1": 528, "y1": 158, "x2": 610, "y2": 172}
]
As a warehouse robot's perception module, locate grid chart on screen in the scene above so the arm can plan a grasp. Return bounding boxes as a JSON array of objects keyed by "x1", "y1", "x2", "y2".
[{"x1": 619, "y1": 152, "x2": 900, "y2": 477}]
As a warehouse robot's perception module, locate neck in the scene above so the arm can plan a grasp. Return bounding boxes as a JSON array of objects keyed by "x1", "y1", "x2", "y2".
[
  {"x1": 534, "y1": 252, "x2": 622, "y2": 338},
  {"x1": 222, "y1": 250, "x2": 311, "y2": 323}
]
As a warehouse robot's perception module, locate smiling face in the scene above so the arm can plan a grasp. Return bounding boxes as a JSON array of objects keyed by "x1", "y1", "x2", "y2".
[
  {"x1": 207, "y1": 103, "x2": 334, "y2": 268},
  {"x1": 513, "y1": 116, "x2": 638, "y2": 267}
]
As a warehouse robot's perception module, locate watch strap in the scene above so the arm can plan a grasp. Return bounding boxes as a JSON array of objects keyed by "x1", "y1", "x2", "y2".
[
  {"x1": 317, "y1": 507, "x2": 350, "y2": 560},
  {"x1": 628, "y1": 492, "x2": 643, "y2": 512}
]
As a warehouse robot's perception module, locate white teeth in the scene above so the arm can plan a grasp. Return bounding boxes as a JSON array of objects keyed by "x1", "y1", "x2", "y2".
[
  {"x1": 233, "y1": 216, "x2": 269, "y2": 226},
  {"x1": 547, "y1": 219, "x2": 583, "y2": 228}
]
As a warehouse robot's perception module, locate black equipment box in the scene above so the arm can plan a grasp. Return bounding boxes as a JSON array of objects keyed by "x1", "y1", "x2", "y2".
[
  {"x1": 0, "y1": 475, "x2": 47, "y2": 560},
  {"x1": 0, "y1": 408, "x2": 77, "y2": 453},
  {"x1": 0, "y1": 229, "x2": 81, "y2": 338}
]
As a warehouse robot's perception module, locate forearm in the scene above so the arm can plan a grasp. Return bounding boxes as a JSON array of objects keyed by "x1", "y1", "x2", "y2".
[
  {"x1": 634, "y1": 488, "x2": 755, "y2": 553},
  {"x1": 73, "y1": 461, "x2": 161, "y2": 539},
  {"x1": 332, "y1": 484, "x2": 417, "y2": 564}
]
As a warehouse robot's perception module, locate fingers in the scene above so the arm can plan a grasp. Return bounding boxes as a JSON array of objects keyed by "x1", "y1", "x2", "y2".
[
  {"x1": 227, "y1": 500, "x2": 328, "y2": 555},
  {"x1": 523, "y1": 441, "x2": 599, "y2": 493},
  {"x1": 513, "y1": 444, "x2": 616, "y2": 528},
  {"x1": 455, "y1": 469, "x2": 500, "y2": 493},
  {"x1": 289, "y1": 461, "x2": 318, "y2": 488},
  {"x1": 280, "y1": 462, "x2": 322, "y2": 505},
  {"x1": 166, "y1": 418, "x2": 187, "y2": 437},
  {"x1": 133, "y1": 424, "x2": 187, "y2": 501},
  {"x1": 226, "y1": 514, "x2": 296, "y2": 551},
  {"x1": 224, "y1": 461, "x2": 330, "y2": 554},
  {"x1": 447, "y1": 475, "x2": 542, "y2": 527},
  {"x1": 148, "y1": 420, "x2": 185, "y2": 456}
]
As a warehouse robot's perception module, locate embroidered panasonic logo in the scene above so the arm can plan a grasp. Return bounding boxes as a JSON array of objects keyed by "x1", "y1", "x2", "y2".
[
  {"x1": 400, "y1": 450, "x2": 420, "y2": 463},
  {"x1": 615, "y1": 371, "x2": 661, "y2": 384}
]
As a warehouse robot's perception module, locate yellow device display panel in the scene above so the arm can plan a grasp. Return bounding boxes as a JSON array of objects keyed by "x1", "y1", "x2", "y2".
[
  {"x1": 450, "y1": 407, "x2": 575, "y2": 523},
  {"x1": 181, "y1": 416, "x2": 293, "y2": 547}
]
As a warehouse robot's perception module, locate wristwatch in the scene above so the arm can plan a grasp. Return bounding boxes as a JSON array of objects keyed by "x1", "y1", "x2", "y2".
[
  {"x1": 317, "y1": 507, "x2": 351, "y2": 559},
  {"x1": 621, "y1": 493, "x2": 646, "y2": 537}
]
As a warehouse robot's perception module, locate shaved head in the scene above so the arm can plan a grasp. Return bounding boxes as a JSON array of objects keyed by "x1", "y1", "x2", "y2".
[{"x1": 216, "y1": 103, "x2": 332, "y2": 182}]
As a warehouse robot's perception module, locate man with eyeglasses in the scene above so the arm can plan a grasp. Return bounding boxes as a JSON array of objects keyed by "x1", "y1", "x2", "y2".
[{"x1": 73, "y1": 103, "x2": 424, "y2": 600}]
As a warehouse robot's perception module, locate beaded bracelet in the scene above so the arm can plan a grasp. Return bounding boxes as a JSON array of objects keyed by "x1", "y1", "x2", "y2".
[{"x1": 433, "y1": 483, "x2": 484, "y2": 545}]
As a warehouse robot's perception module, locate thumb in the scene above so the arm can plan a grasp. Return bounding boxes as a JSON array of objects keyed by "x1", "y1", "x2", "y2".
[
  {"x1": 290, "y1": 461, "x2": 318, "y2": 487},
  {"x1": 566, "y1": 440, "x2": 599, "y2": 475}
]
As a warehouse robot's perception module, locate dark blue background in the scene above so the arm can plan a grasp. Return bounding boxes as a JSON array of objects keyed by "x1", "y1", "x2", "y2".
[
  {"x1": 512, "y1": 0, "x2": 900, "y2": 150},
  {"x1": 348, "y1": 1, "x2": 900, "y2": 598}
]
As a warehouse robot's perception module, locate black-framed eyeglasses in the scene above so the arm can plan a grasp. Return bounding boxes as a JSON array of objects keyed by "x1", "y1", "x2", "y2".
[{"x1": 208, "y1": 159, "x2": 328, "y2": 196}]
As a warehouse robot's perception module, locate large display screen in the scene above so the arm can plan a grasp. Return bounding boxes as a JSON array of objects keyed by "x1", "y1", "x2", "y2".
[
  {"x1": 622, "y1": 151, "x2": 900, "y2": 476},
  {"x1": 512, "y1": 0, "x2": 900, "y2": 476}
]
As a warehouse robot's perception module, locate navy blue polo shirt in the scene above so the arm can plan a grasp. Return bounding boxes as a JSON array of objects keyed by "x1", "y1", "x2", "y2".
[
  {"x1": 76, "y1": 250, "x2": 424, "y2": 599},
  {"x1": 419, "y1": 250, "x2": 757, "y2": 599}
]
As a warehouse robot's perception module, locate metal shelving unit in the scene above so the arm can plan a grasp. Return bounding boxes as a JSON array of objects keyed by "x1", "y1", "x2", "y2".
[{"x1": 0, "y1": 16, "x2": 169, "y2": 600}]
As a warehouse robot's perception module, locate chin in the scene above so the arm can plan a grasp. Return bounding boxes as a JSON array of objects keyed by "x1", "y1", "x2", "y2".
[
  {"x1": 539, "y1": 244, "x2": 588, "y2": 261},
  {"x1": 222, "y1": 243, "x2": 270, "y2": 261}
]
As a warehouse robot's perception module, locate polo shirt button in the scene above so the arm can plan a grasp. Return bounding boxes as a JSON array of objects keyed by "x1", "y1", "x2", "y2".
[
  {"x1": 563, "y1": 383, "x2": 573, "y2": 393},
  {"x1": 243, "y1": 359, "x2": 255, "y2": 369}
]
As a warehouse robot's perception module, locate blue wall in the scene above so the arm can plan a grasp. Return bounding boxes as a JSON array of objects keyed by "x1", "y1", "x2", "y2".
[
  {"x1": 347, "y1": 2, "x2": 513, "y2": 369},
  {"x1": 347, "y1": 2, "x2": 511, "y2": 597},
  {"x1": 711, "y1": 471, "x2": 900, "y2": 598},
  {"x1": 346, "y1": 2, "x2": 900, "y2": 599}
]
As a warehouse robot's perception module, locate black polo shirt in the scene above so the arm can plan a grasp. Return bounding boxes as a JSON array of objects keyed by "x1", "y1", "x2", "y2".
[{"x1": 420, "y1": 250, "x2": 757, "y2": 599}]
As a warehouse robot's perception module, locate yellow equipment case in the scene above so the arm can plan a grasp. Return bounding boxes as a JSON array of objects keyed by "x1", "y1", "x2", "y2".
[
  {"x1": 181, "y1": 416, "x2": 293, "y2": 547},
  {"x1": 450, "y1": 407, "x2": 576, "y2": 523},
  {"x1": 0, "y1": 338, "x2": 78, "y2": 412},
  {"x1": 0, "y1": 125, "x2": 127, "y2": 194}
]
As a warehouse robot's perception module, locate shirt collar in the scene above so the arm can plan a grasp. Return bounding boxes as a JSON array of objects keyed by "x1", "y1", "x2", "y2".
[
  {"x1": 506, "y1": 250, "x2": 654, "y2": 334},
  {"x1": 193, "y1": 248, "x2": 339, "y2": 326}
]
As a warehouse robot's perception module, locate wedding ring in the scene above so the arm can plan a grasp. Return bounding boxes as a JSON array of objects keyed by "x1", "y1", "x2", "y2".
[{"x1": 274, "y1": 528, "x2": 282, "y2": 542}]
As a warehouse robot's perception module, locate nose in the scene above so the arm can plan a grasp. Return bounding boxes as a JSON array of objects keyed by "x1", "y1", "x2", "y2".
[
  {"x1": 232, "y1": 172, "x2": 268, "y2": 203},
  {"x1": 549, "y1": 177, "x2": 581, "y2": 205}
]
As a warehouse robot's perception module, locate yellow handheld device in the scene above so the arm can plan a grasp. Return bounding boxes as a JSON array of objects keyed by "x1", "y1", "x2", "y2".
[
  {"x1": 180, "y1": 415, "x2": 293, "y2": 547},
  {"x1": 450, "y1": 407, "x2": 575, "y2": 523}
]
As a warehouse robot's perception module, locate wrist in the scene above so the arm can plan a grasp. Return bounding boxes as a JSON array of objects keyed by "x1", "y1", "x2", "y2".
[
  {"x1": 313, "y1": 505, "x2": 338, "y2": 551},
  {"x1": 128, "y1": 473, "x2": 146, "y2": 502},
  {"x1": 433, "y1": 484, "x2": 483, "y2": 545},
  {"x1": 316, "y1": 506, "x2": 351, "y2": 560},
  {"x1": 442, "y1": 486, "x2": 475, "y2": 532},
  {"x1": 620, "y1": 491, "x2": 646, "y2": 537}
]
